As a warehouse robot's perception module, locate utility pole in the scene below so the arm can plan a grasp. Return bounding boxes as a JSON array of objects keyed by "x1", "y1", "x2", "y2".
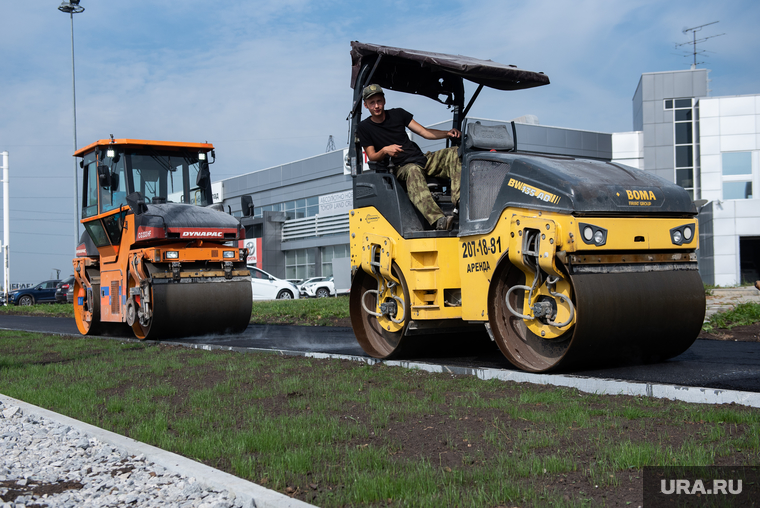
[
  {"x1": 58, "y1": 0, "x2": 85, "y2": 250},
  {"x1": 2, "y1": 151, "x2": 9, "y2": 305}
]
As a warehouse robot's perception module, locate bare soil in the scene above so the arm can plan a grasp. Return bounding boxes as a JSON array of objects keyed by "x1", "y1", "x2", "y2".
[
  {"x1": 96, "y1": 349, "x2": 758, "y2": 507},
  {"x1": 698, "y1": 322, "x2": 760, "y2": 342}
]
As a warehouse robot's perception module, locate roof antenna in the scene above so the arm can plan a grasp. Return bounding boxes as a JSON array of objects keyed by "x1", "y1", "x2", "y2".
[
  {"x1": 326, "y1": 135, "x2": 336, "y2": 152},
  {"x1": 676, "y1": 21, "x2": 725, "y2": 69}
]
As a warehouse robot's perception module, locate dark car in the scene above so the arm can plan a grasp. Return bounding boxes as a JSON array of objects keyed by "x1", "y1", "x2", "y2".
[
  {"x1": 8, "y1": 280, "x2": 61, "y2": 306},
  {"x1": 55, "y1": 276, "x2": 75, "y2": 303},
  {"x1": 67, "y1": 284, "x2": 74, "y2": 303}
]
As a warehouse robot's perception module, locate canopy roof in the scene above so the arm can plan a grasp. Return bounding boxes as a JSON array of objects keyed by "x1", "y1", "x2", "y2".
[
  {"x1": 350, "y1": 42, "x2": 550, "y2": 104},
  {"x1": 74, "y1": 139, "x2": 214, "y2": 157}
]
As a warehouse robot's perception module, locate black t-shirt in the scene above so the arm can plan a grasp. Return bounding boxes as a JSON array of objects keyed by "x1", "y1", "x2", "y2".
[{"x1": 356, "y1": 108, "x2": 427, "y2": 167}]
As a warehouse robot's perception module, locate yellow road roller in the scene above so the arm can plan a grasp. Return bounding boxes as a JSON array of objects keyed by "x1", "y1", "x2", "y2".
[
  {"x1": 347, "y1": 42, "x2": 705, "y2": 372},
  {"x1": 71, "y1": 138, "x2": 252, "y2": 339}
]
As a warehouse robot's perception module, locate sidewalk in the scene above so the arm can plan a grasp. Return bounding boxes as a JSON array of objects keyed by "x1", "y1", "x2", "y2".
[{"x1": 705, "y1": 286, "x2": 760, "y2": 318}]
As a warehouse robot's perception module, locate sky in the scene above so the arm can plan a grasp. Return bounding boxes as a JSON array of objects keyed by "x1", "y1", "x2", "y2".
[{"x1": 1, "y1": 0, "x2": 759, "y2": 285}]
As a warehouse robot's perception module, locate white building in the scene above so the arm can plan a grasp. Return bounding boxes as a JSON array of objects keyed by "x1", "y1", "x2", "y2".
[
  {"x1": 698, "y1": 94, "x2": 760, "y2": 285},
  {"x1": 621, "y1": 70, "x2": 760, "y2": 286}
]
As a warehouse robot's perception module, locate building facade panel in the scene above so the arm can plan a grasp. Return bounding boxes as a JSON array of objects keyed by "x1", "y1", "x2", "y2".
[
  {"x1": 662, "y1": 72, "x2": 675, "y2": 100},
  {"x1": 713, "y1": 254, "x2": 740, "y2": 286},
  {"x1": 655, "y1": 145, "x2": 674, "y2": 170},
  {"x1": 642, "y1": 100, "x2": 656, "y2": 125},
  {"x1": 713, "y1": 235, "x2": 737, "y2": 256},
  {"x1": 700, "y1": 171, "x2": 721, "y2": 195},
  {"x1": 735, "y1": 198, "x2": 760, "y2": 217},
  {"x1": 700, "y1": 98, "x2": 720, "y2": 118},
  {"x1": 721, "y1": 134, "x2": 756, "y2": 152},
  {"x1": 642, "y1": 74, "x2": 655, "y2": 101},
  {"x1": 711, "y1": 217, "x2": 736, "y2": 235},
  {"x1": 720, "y1": 115, "x2": 757, "y2": 136},
  {"x1": 673, "y1": 72, "x2": 694, "y2": 97},
  {"x1": 654, "y1": 122, "x2": 674, "y2": 146},
  {"x1": 719, "y1": 96, "x2": 757, "y2": 116},
  {"x1": 735, "y1": 217, "x2": 760, "y2": 235},
  {"x1": 700, "y1": 117, "x2": 720, "y2": 137}
]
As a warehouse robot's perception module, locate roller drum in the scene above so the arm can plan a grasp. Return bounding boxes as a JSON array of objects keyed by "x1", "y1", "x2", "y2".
[
  {"x1": 137, "y1": 280, "x2": 252, "y2": 339},
  {"x1": 489, "y1": 264, "x2": 706, "y2": 372},
  {"x1": 564, "y1": 269, "x2": 705, "y2": 368}
]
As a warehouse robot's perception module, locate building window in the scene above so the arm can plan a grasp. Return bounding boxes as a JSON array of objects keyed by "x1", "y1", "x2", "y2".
[
  {"x1": 285, "y1": 248, "x2": 315, "y2": 280},
  {"x1": 672, "y1": 98, "x2": 698, "y2": 198},
  {"x1": 255, "y1": 197, "x2": 320, "y2": 219},
  {"x1": 255, "y1": 203, "x2": 282, "y2": 218},
  {"x1": 320, "y1": 244, "x2": 350, "y2": 278},
  {"x1": 722, "y1": 152, "x2": 753, "y2": 200},
  {"x1": 283, "y1": 197, "x2": 319, "y2": 219}
]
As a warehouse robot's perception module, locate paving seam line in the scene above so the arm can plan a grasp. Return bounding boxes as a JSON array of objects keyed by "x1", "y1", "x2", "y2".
[{"x1": 0, "y1": 393, "x2": 316, "y2": 508}]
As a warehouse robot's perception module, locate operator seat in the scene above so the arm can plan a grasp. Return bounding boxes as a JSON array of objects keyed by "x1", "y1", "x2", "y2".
[{"x1": 460, "y1": 121, "x2": 516, "y2": 155}]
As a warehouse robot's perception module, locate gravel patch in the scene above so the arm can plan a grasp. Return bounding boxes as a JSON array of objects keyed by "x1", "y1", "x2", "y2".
[{"x1": 0, "y1": 399, "x2": 241, "y2": 508}]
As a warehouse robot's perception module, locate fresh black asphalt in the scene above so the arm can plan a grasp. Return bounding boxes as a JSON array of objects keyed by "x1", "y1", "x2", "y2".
[{"x1": 2, "y1": 315, "x2": 759, "y2": 393}]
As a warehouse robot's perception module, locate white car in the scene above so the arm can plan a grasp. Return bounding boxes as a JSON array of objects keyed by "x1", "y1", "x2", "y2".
[
  {"x1": 247, "y1": 266, "x2": 300, "y2": 300},
  {"x1": 299, "y1": 277, "x2": 336, "y2": 298}
]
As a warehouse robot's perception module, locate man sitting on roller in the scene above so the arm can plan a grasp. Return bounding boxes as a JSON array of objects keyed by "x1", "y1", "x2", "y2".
[{"x1": 356, "y1": 84, "x2": 461, "y2": 231}]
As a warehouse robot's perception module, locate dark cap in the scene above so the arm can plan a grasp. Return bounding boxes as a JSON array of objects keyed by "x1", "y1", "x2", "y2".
[{"x1": 362, "y1": 84, "x2": 384, "y2": 101}]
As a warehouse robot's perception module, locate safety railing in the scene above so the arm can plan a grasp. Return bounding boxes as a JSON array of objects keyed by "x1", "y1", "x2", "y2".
[{"x1": 281, "y1": 214, "x2": 350, "y2": 242}]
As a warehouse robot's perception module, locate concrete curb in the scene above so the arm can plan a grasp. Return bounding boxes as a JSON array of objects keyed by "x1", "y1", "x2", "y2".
[
  {"x1": 303, "y1": 353, "x2": 760, "y2": 409},
  {"x1": 154, "y1": 340, "x2": 760, "y2": 409},
  {"x1": 0, "y1": 393, "x2": 316, "y2": 508}
]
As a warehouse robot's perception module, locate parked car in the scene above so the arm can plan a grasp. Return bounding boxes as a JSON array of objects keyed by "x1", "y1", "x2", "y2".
[
  {"x1": 55, "y1": 276, "x2": 75, "y2": 303},
  {"x1": 8, "y1": 279, "x2": 61, "y2": 306},
  {"x1": 67, "y1": 283, "x2": 74, "y2": 303},
  {"x1": 247, "y1": 266, "x2": 300, "y2": 300},
  {"x1": 298, "y1": 277, "x2": 336, "y2": 298}
]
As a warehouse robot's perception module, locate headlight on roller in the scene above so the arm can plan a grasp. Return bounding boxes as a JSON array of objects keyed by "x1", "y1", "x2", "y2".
[
  {"x1": 670, "y1": 225, "x2": 695, "y2": 245},
  {"x1": 165, "y1": 251, "x2": 179, "y2": 259},
  {"x1": 223, "y1": 251, "x2": 235, "y2": 258},
  {"x1": 578, "y1": 223, "x2": 607, "y2": 246}
]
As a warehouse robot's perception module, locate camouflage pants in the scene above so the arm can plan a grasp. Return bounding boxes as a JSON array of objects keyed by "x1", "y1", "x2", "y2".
[{"x1": 395, "y1": 146, "x2": 461, "y2": 226}]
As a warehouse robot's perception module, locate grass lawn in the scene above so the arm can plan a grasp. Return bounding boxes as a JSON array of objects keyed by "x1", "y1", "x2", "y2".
[
  {"x1": 0, "y1": 298, "x2": 351, "y2": 327},
  {"x1": 1, "y1": 331, "x2": 759, "y2": 507}
]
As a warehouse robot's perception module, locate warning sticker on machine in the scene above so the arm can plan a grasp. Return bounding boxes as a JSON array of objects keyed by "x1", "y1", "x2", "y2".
[{"x1": 507, "y1": 178, "x2": 560, "y2": 204}]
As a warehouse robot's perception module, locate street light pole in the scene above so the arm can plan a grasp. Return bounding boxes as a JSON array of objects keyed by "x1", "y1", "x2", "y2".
[{"x1": 58, "y1": 0, "x2": 84, "y2": 251}]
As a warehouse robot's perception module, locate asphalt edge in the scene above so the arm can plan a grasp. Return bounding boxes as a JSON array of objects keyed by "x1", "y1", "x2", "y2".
[
  {"x1": 305, "y1": 353, "x2": 760, "y2": 409},
  {"x1": 152, "y1": 340, "x2": 760, "y2": 409},
  {"x1": 162, "y1": 341, "x2": 760, "y2": 409},
  {"x1": 0, "y1": 393, "x2": 316, "y2": 508}
]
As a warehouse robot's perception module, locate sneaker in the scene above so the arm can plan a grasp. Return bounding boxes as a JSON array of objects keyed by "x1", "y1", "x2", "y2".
[{"x1": 435, "y1": 216, "x2": 454, "y2": 231}]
